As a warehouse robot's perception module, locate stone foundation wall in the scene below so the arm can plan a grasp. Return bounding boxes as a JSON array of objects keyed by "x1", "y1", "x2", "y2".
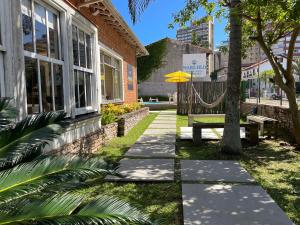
[
  {"x1": 240, "y1": 102, "x2": 300, "y2": 133},
  {"x1": 51, "y1": 108, "x2": 149, "y2": 155},
  {"x1": 118, "y1": 107, "x2": 149, "y2": 136},
  {"x1": 52, "y1": 119, "x2": 118, "y2": 155}
]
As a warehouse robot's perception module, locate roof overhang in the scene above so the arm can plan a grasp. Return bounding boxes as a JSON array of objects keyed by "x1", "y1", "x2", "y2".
[{"x1": 76, "y1": 0, "x2": 148, "y2": 56}]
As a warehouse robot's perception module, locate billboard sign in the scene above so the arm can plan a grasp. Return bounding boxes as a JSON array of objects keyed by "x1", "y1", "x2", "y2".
[{"x1": 183, "y1": 54, "x2": 207, "y2": 78}]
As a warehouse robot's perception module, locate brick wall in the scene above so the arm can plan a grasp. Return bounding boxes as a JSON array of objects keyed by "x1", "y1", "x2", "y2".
[
  {"x1": 240, "y1": 102, "x2": 300, "y2": 134},
  {"x1": 64, "y1": 1, "x2": 138, "y2": 103}
]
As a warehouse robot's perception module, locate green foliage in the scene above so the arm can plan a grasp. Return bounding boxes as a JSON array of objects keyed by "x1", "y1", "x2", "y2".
[
  {"x1": 137, "y1": 38, "x2": 167, "y2": 82},
  {"x1": 240, "y1": 80, "x2": 248, "y2": 102},
  {"x1": 292, "y1": 59, "x2": 300, "y2": 77},
  {"x1": 101, "y1": 113, "x2": 117, "y2": 125},
  {"x1": 0, "y1": 99, "x2": 153, "y2": 225},
  {"x1": 101, "y1": 103, "x2": 142, "y2": 125}
]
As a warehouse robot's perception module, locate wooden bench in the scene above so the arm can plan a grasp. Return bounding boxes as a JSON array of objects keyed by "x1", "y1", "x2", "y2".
[
  {"x1": 188, "y1": 114, "x2": 225, "y2": 127},
  {"x1": 246, "y1": 115, "x2": 278, "y2": 138},
  {"x1": 193, "y1": 122, "x2": 259, "y2": 146}
]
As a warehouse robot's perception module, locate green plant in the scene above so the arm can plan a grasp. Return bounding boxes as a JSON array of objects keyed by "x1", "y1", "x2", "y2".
[
  {"x1": 137, "y1": 38, "x2": 168, "y2": 82},
  {"x1": 101, "y1": 112, "x2": 116, "y2": 125},
  {"x1": 0, "y1": 98, "x2": 153, "y2": 225}
]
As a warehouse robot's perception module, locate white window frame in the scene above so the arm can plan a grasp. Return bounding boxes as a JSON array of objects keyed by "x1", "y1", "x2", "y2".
[
  {"x1": 22, "y1": 0, "x2": 65, "y2": 113},
  {"x1": 0, "y1": 0, "x2": 6, "y2": 97},
  {"x1": 99, "y1": 42, "x2": 124, "y2": 104},
  {"x1": 72, "y1": 19, "x2": 97, "y2": 116}
]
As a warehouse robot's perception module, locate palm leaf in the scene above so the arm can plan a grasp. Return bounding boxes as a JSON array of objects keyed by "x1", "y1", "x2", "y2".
[
  {"x1": 0, "y1": 156, "x2": 117, "y2": 204},
  {"x1": 128, "y1": 0, "x2": 154, "y2": 23},
  {"x1": 0, "y1": 98, "x2": 17, "y2": 129},
  {"x1": 0, "y1": 112, "x2": 66, "y2": 170},
  {"x1": 0, "y1": 194, "x2": 152, "y2": 225}
]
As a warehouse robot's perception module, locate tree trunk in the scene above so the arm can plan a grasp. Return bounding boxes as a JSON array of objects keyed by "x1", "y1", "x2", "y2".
[
  {"x1": 285, "y1": 87, "x2": 300, "y2": 145},
  {"x1": 222, "y1": 0, "x2": 242, "y2": 154}
]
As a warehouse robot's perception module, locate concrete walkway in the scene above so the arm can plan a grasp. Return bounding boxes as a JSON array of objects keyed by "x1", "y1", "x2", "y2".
[
  {"x1": 106, "y1": 111, "x2": 294, "y2": 225},
  {"x1": 106, "y1": 111, "x2": 176, "y2": 181}
]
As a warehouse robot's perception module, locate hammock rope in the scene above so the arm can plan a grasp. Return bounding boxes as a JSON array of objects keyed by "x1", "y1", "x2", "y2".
[{"x1": 191, "y1": 83, "x2": 227, "y2": 109}]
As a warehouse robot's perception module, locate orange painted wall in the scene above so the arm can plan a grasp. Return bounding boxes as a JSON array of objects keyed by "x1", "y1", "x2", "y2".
[{"x1": 65, "y1": 0, "x2": 138, "y2": 103}]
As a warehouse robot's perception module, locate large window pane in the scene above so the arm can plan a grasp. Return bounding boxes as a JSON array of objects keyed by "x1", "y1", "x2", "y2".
[
  {"x1": 114, "y1": 69, "x2": 122, "y2": 99},
  {"x1": 86, "y1": 73, "x2": 92, "y2": 106},
  {"x1": 72, "y1": 25, "x2": 79, "y2": 66},
  {"x1": 48, "y1": 11, "x2": 59, "y2": 59},
  {"x1": 22, "y1": 0, "x2": 34, "y2": 52},
  {"x1": 25, "y1": 57, "x2": 39, "y2": 114},
  {"x1": 78, "y1": 71, "x2": 86, "y2": 107},
  {"x1": 53, "y1": 64, "x2": 63, "y2": 110},
  {"x1": 34, "y1": 3, "x2": 48, "y2": 56},
  {"x1": 79, "y1": 30, "x2": 86, "y2": 67},
  {"x1": 40, "y1": 61, "x2": 53, "y2": 112},
  {"x1": 74, "y1": 70, "x2": 79, "y2": 108},
  {"x1": 86, "y1": 34, "x2": 92, "y2": 69}
]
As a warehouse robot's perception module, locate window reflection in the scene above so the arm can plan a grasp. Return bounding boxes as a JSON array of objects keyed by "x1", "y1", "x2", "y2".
[
  {"x1": 78, "y1": 71, "x2": 86, "y2": 107},
  {"x1": 34, "y1": 3, "x2": 48, "y2": 56},
  {"x1": 79, "y1": 31, "x2": 86, "y2": 67},
  {"x1": 53, "y1": 64, "x2": 64, "y2": 110},
  {"x1": 22, "y1": 0, "x2": 34, "y2": 52},
  {"x1": 72, "y1": 25, "x2": 79, "y2": 66},
  {"x1": 40, "y1": 61, "x2": 53, "y2": 112},
  {"x1": 48, "y1": 11, "x2": 59, "y2": 59},
  {"x1": 25, "y1": 57, "x2": 39, "y2": 114}
]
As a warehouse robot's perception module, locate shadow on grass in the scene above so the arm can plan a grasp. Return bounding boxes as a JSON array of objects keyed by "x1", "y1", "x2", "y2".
[{"x1": 81, "y1": 182, "x2": 182, "y2": 225}]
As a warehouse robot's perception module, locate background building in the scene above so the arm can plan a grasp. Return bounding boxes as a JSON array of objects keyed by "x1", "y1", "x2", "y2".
[{"x1": 138, "y1": 38, "x2": 212, "y2": 98}]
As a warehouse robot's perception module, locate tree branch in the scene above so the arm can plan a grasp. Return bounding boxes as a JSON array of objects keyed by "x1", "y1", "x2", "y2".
[{"x1": 286, "y1": 25, "x2": 300, "y2": 84}]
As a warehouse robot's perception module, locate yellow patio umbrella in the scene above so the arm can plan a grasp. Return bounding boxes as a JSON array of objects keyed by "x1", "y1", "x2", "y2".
[
  {"x1": 165, "y1": 77, "x2": 190, "y2": 83},
  {"x1": 164, "y1": 71, "x2": 191, "y2": 79}
]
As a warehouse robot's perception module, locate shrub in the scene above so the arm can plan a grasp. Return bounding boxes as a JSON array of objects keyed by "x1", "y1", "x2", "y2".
[
  {"x1": 101, "y1": 103, "x2": 142, "y2": 125},
  {"x1": 101, "y1": 112, "x2": 116, "y2": 125}
]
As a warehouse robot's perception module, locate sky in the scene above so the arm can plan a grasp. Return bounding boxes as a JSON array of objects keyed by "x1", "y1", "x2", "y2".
[{"x1": 111, "y1": 0, "x2": 228, "y2": 48}]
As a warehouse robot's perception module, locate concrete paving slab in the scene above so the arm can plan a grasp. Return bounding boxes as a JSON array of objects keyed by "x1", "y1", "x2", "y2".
[
  {"x1": 144, "y1": 129, "x2": 176, "y2": 135},
  {"x1": 182, "y1": 184, "x2": 294, "y2": 225},
  {"x1": 159, "y1": 111, "x2": 177, "y2": 114},
  {"x1": 180, "y1": 127, "x2": 246, "y2": 140},
  {"x1": 124, "y1": 143, "x2": 175, "y2": 158},
  {"x1": 148, "y1": 123, "x2": 176, "y2": 129},
  {"x1": 136, "y1": 134, "x2": 176, "y2": 144},
  {"x1": 155, "y1": 116, "x2": 176, "y2": 120},
  {"x1": 181, "y1": 160, "x2": 255, "y2": 183},
  {"x1": 152, "y1": 120, "x2": 176, "y2": 124},
  {"x1": 106, "y1": 159, "x2": 174, "y2": 181}
]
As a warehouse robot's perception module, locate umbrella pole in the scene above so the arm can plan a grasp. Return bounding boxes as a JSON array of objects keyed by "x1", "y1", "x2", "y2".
[{"x1": 188, "y1": 72, "x2": 193, "y2": 115}]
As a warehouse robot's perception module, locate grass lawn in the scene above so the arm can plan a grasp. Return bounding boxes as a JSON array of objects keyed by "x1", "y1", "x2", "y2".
[
  {"x1": 177, "y1": 115, "x2": 300, "y2": 225},
  {"x1": 80, "y1": 112, "x2": 182, "y2": 225},
  {"x1": 99, "y1": 113, "x2": 157, "y2": 162}
]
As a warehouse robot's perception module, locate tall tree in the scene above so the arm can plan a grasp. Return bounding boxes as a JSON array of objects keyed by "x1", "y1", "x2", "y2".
[
  {"x1": 242, "y1": 0, "x2": 300, "y2": 145},
  {"x1": 222, "y1": 0, "x2": 242, "y2": 153},
  {"x1": 128, "y1": 0, "x2": 244, "y2": 154}
]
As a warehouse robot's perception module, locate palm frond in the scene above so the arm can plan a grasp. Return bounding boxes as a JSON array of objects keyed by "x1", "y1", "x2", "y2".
[
  {"x1": 0, "y1": 98, "x2": 17, "y2": 129},
  {"x1": 128, "y1": 0, "x2": 154, "y2": 23},
  {"x1": 0, "y1": 194, "x2": 152, "y2": 225},
  {"x1": 0, "y1": 156, "x2": 117, "y2": 204},
  {"x1": 0, "y1": 111, "x2": 66, "y2": 170}
]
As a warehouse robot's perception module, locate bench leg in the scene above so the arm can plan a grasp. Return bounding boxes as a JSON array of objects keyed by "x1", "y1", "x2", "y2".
[
  {"x1": 247, "y1": 127, "x2": 259, "y2": 146},
  {"x1": 193, "y1": 128, "x2": 202, "y2": 145}
]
